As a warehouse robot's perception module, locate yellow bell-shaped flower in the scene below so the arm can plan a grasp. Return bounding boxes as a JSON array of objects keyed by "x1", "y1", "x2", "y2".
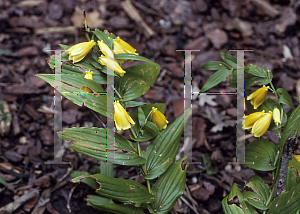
[
  {"x1": 247, "y1": 85, "x2": 270, "y2": 109},
  {"x1": 113, "y1": 36, "x2": 138, "y2": 55},
  {"x1": 273, "y1": 107, "x2": 281, "y2": 125},
  {"x1": 114, "y1": 36, "x2": 138, "y2": 63},
  {"x1": 80, "y1": 70, "x2": 93, "y2": 93},
  {"x1": 251, "y1": 111, "x2": 273, "y2": 138},
  {"x1": 243, "y1": 110, "x2": 265, "y2": 130},
  {"x1": 98, "y1": 55, "x2": 126, "y2": 76},
  {"x1": 97, "y1": 40, "x2": 114, "y2": 59},
  {"x1": 66, "y1": 40, "x2": 95, "y2": 63},
  {"x1": 114, "y1": 101, "x2": 135, "y2": 132},
  {"x1": 150, "y1": 107, "x2": 169, "y2": 130}
]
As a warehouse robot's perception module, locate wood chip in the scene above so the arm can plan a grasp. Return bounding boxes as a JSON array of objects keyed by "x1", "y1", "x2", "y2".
[
  {"x1": 35, "y1": 26, "x2": 76, "y2": 34},
  {"x1": 121, "y1": 0, "x2": 154, "y2": 38}
]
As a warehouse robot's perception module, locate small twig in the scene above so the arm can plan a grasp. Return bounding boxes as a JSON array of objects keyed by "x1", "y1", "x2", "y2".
[
  {"x1": 121, "y1": 0, "x2": 154, "y2": 38},
  {"x1": 0, "y1": 189, "x2": 39, "y2": 212},
  {"x1": 90, "y1": 110, "x2": 106, "y2": 128},
  {"x1": 67, "y1": 183, "x2": 78, "y2": 213},
  {"x1": 180, "y1": 196, "x2": 201, "y2": 214},
  {"x1": 276, "y1": 134, "x2": 299, "y2": 196}
]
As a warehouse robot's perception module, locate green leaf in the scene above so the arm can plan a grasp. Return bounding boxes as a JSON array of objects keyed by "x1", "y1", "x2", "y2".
[
  {"x1": 244, "y1": 138, "x2": 277, "y2": 171},
  {"x1": 0, "y1": 177, "x2": 7, "y2": 186},
  {"x1": 131, "y1": 121, "x2": 160, "y2": 142},
  {"x1": 200, "y1": 67, "x2": 233, "y2": 92},
  {"x1": 0, "y1": 177, "x2": 7, "y2": 193},
  {"x1": 201, "y1": 61, "x2": 229, "y2": 70},
  {"x1": 92, "y1": 29, "x2": 114, "y2": 50},
  {"x1": 277, "y1": 105, "x2": 300, "y2": 148},
  {"x1": 70, "y1": 173, "x2": 100, "y2": 190},
  {"x1": 268, "y1": 183, "x2": 300, "y2": 213},
  {"x1": 143, "y1": 108, "x2": 192, "y2": 179},
  {"x1": 285, "y1": 167, "x2": 298, "y2": 192},
  {"x1": 222, "y1": 183, "x2": 258, "y2": 214},
  {"x1": 150, "y1": 156, "x2": 188, "y2": 214},
  {"x1": 115, "y1": 53, "x2": 153, "y2": 63},
  {"x1": 263, "y1": 66, "x2": 273, "y2": 79},
  {"x1": 100, "y1": 162, "x2": 114, "y2": 178},
  {"x1": 138, "y1": 107, "x2": 146, "y2": 127},
  {"x1": 59, "y1": 44, "x2": 70, "y2": 50},
  {"x1": 242, "y1": 176, "x2": 270, "y2": 210},
  {"x1": 247, "y1": 65, "x2": 267, "y2": 78},
  {"x1": 289, "y1": 156, "x2": 300, "y2": 174},
  {"x1": 277, "y1": 88, "x2": 294, "y2": 110},
  {"x1": 92, "y1": 174, "x2": 156, "y2": 204},
  {"x1": 60, "y1": 127, "x2": 146, "y2": 166},
  {"x1": 220, "y1": 52, "x2": 237, "y2": 69},
  {"x1": 124, "y1": 101, "x2": 147, "y2": 108},
  {"x1": 230, "y1": 66, "x2": 258, "y2": 88},
  {"x1": 115, "y1": 63, "x2": 160, "y2": 101},
  {"x1": 35, "y1": 74, "x2": 108, "y2": 117},
  {"x1": 35, "y1": 74, "x2": 105, "y2": 93},
  {"x1": 87, "y1": 195, "x2": 145, "y2": 214}
]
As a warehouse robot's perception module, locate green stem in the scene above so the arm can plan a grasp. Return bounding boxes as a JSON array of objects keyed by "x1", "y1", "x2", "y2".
[
  {"x1": 130, "y1": 127, "x2": 137, "y2": 139},
  {"x1": 147, "y1": 179, "x2": 152, "y2": 194},
  {"x1": 262, "y1": 150, "x2": 281, "y2": 214},
  {"x1": 263, "y1": 185, "x2": 276, "y2": 214},
  {"x1": 269, "y1": 82, "x2": 279, "y2": 98},
  {"x1": 271, "y1": 150, "x2": 281, "y2": 189},
  {"x1": 85, "y1": 33, "x2": 91, "y2": 42},
  {"x1": 111, "y1": 85, "x2": 122, "y2": 99}
]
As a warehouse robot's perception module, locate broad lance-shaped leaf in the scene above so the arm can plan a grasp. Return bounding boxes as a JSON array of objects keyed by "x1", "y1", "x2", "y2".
[
  {"x1": 115, "y1": 53, "x2": 153, "y2": 63},
  {"x1": 277, "y1": 88, "x2": 294, "y2": 110},
  {"x1": 277, "y1": 105, "x2": 300, "y2": 149},
  {"x1": 150, "y1": 156, "x2": 188, "y2": 214},
  {"x1": 268, "y1": 183, "x2": 300, "y2": 213},
  {"x1": 222, "y1": 183, "x2": 258, "y2": 214},
  {"x1": 90, "y1": 174, "x2": 156, "y2": 204},
  {"x1": 244, "y1": 138, "x2": 277, "y2": 171},
  {"x1": 87, "y1": 195, "x2": 145, "y2": 214},
  {"x1": 36, "y1": 74, "x2": 108, "y2": 118},
  {"x1": 143, "y1": 108, "x2": 192, "y2": 180},
  {"x1": 242, "y1": 176, "x2": 270, "y2": 210},
  {"x1": 115, "y1": 63, "x2": 160, "y2": 101},
  {"x1": 47, "y1": 58, "x2": 107, "y2": 84},
  {"x1": 59, "y1": 127, "x2": 146, "y2": 166},
  {"x1": 220, "y1": 52, "x2": 237, "y2": 69},
  {"x1": 200, "y1": 67, "x2": 233, "y2": 92},
  {"x1": 47, "y1": 50, "x2": 109, "y2": 79}
]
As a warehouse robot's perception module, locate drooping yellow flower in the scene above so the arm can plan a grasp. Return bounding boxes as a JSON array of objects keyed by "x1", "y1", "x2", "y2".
[
  {"x1": 97, "y1": 40, "x2": 114, "y2": 59},
  {"x1": 243, "y1": 110, "x2": 265, "y2": 130},
  {"x1": 114, "y1": 36, "x2": 138, "y2": 64},
  {"x1": 80, "y1": 70, "x2": 93, "y2": 93},
  {"x1": 294, "y1": 155, "x2": 300, "y2": 164},
  {"x1": 150, "y1": 107, "x2": 169, "y2": 130},
  {"x1": 251, "y1": 111, "x2": 273, "y2": 138},
  {"x1": 273, "y1": 107, "x2": 281, "y2": 125},
  {"x1": 113, "y1": 36, "x2": 138, "y2": 55},
  {"x1": 247, "y1": 85, "x2": 270, "y2": 109},
  {"x1": 66, "y1": 40, "x2": 95, "y2": 63},
  {"x1": 114, "y1": 101, "x2": 135, "y2": 132},
  {"x1": 98, "y1": 55, "x2": 126, "y2": 76}
]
